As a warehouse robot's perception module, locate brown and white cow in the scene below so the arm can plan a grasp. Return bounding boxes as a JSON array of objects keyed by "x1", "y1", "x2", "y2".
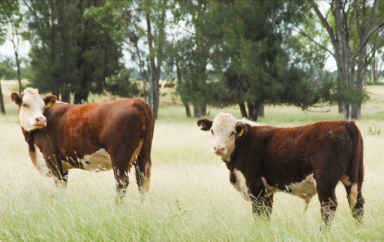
[
  {"x1": 11, "y1": 88, "x2": 154, "y2": 199},
  {"x1": 198, "y1": 113, "x2": 364, "y2": 227}
]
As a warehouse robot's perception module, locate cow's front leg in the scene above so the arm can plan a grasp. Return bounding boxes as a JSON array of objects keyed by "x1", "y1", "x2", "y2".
[
  {"x1": 46, "y1": 157, "x2": 68, "y2": 188},
  {"x1": 53, "y1": 170, "x2": 69, "y2": 188},
  {"x1": 251, "y1": 194, "x2": 274, "y2": 220}
]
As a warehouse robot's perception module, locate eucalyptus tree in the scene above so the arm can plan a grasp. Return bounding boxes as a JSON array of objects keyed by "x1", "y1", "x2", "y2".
[
  {"x1": 88, "y1": 0, "x2": 169, "y2": 118},
  {"x1": 0, "y1": 0, "x2": 20, "y2": 113},
  {"x1": 306, "y1": 0, "x2": 384, "y2": 119}
]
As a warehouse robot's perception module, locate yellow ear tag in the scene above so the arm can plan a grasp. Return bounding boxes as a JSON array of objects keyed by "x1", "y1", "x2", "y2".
[
  {"x1": 45, "y1": 102, "x2": 51, "y2": 108},
  {"x1": 237, "y1": 128, "x2": 244, "y2": 137}
]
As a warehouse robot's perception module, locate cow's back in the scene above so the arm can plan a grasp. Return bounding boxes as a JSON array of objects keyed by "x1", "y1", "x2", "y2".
[
  {"x1": 43, "y1": 99, "x2": 147, "y2": 161},
  {"x1": 260, "y1": 121, "x2": 354, "y2": 187}
]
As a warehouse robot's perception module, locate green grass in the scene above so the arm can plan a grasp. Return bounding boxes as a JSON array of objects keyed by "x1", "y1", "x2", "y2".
[{"x1": 1, "y1": 85, "x2": 384, "y2": 241}]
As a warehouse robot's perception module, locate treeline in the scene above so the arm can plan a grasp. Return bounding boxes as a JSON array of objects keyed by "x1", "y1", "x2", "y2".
[{"x1": 1, "y1": 0, "x2": 384, "y2": 120}]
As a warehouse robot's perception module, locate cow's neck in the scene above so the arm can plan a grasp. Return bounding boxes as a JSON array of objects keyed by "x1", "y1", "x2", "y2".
[{"x1": 22, "y1": 128, "x2": 39, "y2": 152}]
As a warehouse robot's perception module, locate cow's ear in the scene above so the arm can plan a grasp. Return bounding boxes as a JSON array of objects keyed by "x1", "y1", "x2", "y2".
[
  {"x1": 11, "y1": 92, "x2": 22, "y2": 106},
  {"x1": 197, "y1": 118, "x2": 213, "y2": 131},
  {"x1": 236, "y1": 122, "x2": 248, "y2": 137},
  {"x1": 43, "y1": 95, "x2": 57, "y2": 108}
]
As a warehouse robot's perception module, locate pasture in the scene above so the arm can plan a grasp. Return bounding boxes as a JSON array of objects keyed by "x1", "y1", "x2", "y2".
[{"x1": 1, "y1": 81, "x2": 384, "y2": 241}]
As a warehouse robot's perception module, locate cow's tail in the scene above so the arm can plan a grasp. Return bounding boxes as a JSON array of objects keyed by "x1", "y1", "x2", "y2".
[
  {"x1": 346, "y1": 121, "x2": 364, "y2": 209},
  {"x1": 136, "y1": 100, "x2": 155, "y2": 193}
]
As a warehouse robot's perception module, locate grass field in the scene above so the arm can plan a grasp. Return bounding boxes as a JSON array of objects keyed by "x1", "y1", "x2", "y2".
[{"x1": 1, "y1": 81, "x2": 384, "y2": 241}]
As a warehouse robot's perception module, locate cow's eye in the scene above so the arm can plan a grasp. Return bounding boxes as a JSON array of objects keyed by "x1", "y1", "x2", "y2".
[
  {"x1": 230, "y1": 131, "x2": 235, "y2": 137},
  {"x1": 211, "y1": 129, "x2": 214, "y2": 135},
  {"x1": 22, "y1": 103, "x2": 28, "y2": 108}
]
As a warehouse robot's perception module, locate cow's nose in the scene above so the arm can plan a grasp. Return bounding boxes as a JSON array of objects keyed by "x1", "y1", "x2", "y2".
[
  {"x1": 35, "y1": 116, "x2": 47, "y2": 127},
  {"x1": 214, "y1": 145, "x2": 226, "y2": 154}
]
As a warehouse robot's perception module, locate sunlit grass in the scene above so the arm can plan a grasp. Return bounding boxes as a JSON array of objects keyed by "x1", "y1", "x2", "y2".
[{"x1": 1, "y1": 85, "x2": 384, "y2": 240}]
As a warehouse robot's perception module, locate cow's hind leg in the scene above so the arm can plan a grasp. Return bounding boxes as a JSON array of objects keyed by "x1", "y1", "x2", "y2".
[
  {"x1": 110, "y1": 149, "x2": 134, "y2": 201},
  {"x1": 342, "y1": 181, "x2": 364, "y2": 222},
  {"x1": 252, "y1": 194, "x2": 274, "y2": 221},
  {"x1": 135, "y1": 146, "x2": 152, "y2": 194},
  {"x1": 316, "y1": 179, "x2": 339, "y2": 230},
  {"x1": 113, "y1": 163, "x2": 129, "y2": 201}
]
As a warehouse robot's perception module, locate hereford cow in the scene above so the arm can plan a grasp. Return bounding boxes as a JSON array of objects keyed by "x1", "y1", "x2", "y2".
[
  {"x1": 11, "y1": 88, "x2": 154, "y2": 199},
  {"x1": 198, "y1": 113, "x2": 364, "y2": 228}
]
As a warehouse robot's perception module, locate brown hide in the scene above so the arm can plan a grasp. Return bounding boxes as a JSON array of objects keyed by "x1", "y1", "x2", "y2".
[
  {"x1": 163, "y1": 83, "x2": 175, "y2": 88},
  {"x1": 211, "y1": 120, "x2": 364, "y2": 227},
  {"x1": 20, "y1": 98, "x2": 154, "y2": 196}
]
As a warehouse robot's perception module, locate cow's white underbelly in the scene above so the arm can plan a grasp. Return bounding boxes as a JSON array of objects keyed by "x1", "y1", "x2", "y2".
[
  {"x1": 262, "y1": 173, "x2": 317, "y2": 204},
  {"x1": 29, "y1": 146, "x2": 113, "y2": 175},
  {"x1": 77, "y1": 148, "x2": 113, "y2": 172}
]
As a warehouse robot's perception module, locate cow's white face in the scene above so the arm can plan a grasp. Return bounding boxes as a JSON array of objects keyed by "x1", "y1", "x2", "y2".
[
  {"x1": 211, "y1": 114, "x2": 237, "y2": 158},
  {"x1": 198, "y1": 113, "x2": 247, "y2": 161},
  {"x1": 11, "y1": 88, "x2": 56, "y2": 131}
]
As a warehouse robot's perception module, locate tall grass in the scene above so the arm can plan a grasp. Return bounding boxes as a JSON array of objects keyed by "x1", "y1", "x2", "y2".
[{"x1": 1, "y1": 86, "x2": 384, "y2": 241}]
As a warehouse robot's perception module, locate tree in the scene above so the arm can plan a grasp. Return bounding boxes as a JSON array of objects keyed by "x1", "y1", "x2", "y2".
[
  {"x1": 307, "y1": 0, "x2": 384, "y2": 119},
  {"x1": 87, "y1": 0, "x2": 169, "y2": 118},
  {"x1": 23, "y1": 0, "x2": 124, "y2": 103},
  {"x1": 206, "y1": 1, "x2": 324, "y2": 121},
  {"x1": 168, "y1": 0, "x2": 217, "y2": 118},
  {"x1": 0, "y1": 0, "x2": 20, "y2": 114},
  {"x1": 0, "y1": 57, "x2": 18, "y2": 114}
]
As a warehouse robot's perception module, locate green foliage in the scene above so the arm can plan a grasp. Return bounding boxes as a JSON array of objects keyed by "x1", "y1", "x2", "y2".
[
  {"x1": 23, "y1": 0, "x2": 125, "y2": 102},
  {"x1": 0, "y1": 0, "x2": 20, "y2": 45},
  {"x1": 207, "y1": 1, "x2": 328, "y2": 110},
  {"x1": 0, "y1": 58, "x2": 17, "y2": 80},
  {"x1": 105, "y1": 68, "x2": 140, "y2": 97}
]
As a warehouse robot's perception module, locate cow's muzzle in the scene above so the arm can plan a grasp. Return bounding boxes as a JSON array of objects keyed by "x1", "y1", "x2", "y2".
[
  {"x1": 213, "y1": 145, "x2": 226, "y2": 155},
  {"x1": 33, "y1": 116, "x2": 47, "y2": 127}
]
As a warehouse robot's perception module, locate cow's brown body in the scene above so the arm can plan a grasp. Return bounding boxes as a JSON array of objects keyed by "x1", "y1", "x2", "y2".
[
  {"x1": 163, "y1": 83, "x2": 175, "y2": 88},
  {"x1": 13, "y1": 90, "x2": 154, "y2": 198},
  {"x1": 198, "y1": 114, "x2": 364, "y2": 227}
]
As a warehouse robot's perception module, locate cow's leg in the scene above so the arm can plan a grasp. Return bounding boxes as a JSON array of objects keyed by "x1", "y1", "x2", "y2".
[
  {"x1": 109, "y1": 143, "x2": 140, "y2": 201},
  {"x1": 46, "y1": 157, "x2": 68, "y2": 188},
  {"x1": 135, "y1": 150, "x2": 152, "y2": 194},
  {"x1": 342, "y1": 182, "x2": 364, "y2": 222},
  {"x1": 316, "y1": 179, "x2": 339, "y2": 229},
  {"x1": 113, "y1": 163, "x2": 130, "y2": 201},
  {"x1": 252, "y1": 194, "x2": 274, "y2": 220},
  {"x1": 53, "y1": 170, "x2": 69, "y2": 188}
]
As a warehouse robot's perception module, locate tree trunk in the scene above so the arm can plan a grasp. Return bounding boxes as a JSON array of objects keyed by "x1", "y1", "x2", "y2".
[
  {"x1": 145, "y1": 4, "x2": 159, "y2": 119},
  {"x1": 74, "y1": 92, "x2": 88, "y2": 104},
  {"x1": 247, "y1": 102, "x2": 253, "y2": 119},
  {"x1": 194, "y1": 105, "x2": 201, "y2": 118},
  {"x1": 185, "y1": 103, "x2": 191, "y2": 117},
  {"x1": 239, "y1": 101, "x2": 248, "y2": 118},
  {"x1": 201, "y1": 105, "x2": 206, "y2": 116},
  {"x1": 0, "y1": 81, "x2": 5, "y2": 114},
  {"x1": 61, "y1": 92, "x2": 70, "y2": 103},
  {"x1": 14, "y1": 46, "x2": 21, "y2": 94},
  {"x1": 249, "y1": 101, "x2": 260, "y2": 122},
  {"x1": 343, "y1": 104, "x2": 351, "y2": 120},
  {"x1": 352, "y1": 45, "x2": 367, "y2": 120},
  {"x1": 258, "y1": 102, "x2": 264, "y2": 118}
]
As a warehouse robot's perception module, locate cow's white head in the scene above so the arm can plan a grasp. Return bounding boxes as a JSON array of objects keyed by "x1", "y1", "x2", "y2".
[
  {"x1": 11, "y1": 88, "x2": 57, "y2": 131},
  {"x1": 197, "y1": 113, "x2": 248, "y2": 161}
]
